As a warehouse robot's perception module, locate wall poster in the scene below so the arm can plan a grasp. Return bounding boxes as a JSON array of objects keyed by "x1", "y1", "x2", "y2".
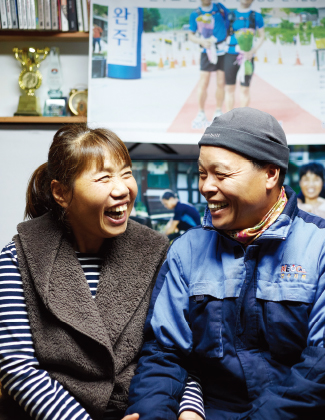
[{"x1": 88, "y1": 0, "x2": 325, "y2": 145}]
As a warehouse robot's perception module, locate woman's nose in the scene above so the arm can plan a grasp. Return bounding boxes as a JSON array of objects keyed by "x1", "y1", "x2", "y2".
[{"x1": 111, "y1": 178, "x2": 129, "y2": 197}]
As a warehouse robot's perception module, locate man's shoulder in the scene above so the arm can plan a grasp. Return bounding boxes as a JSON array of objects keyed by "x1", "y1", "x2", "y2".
[
  {"x1": 169, "y1": 225, "x2": 211, "y2": 251},
  {"x1": 215, "y1": 3, "x2": 228, "y2": 13},
  {"x1": 177, "y1": 201, "x2": 195, "y2": 210},
  {"x1": 190, "y1": 7, "x2": 201, "y2": 17},
  {"x1": 295, "y1": 208, "x2": 325, "y2": 231}
]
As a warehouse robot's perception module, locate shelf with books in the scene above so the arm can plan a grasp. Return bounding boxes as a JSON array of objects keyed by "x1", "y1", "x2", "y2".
[
  {"x1": 0, "y1": 30, "x2": 89, "y2": 41},
  {"x1": 0, "y1": 0, "x2": 90, "y2": 33},
  {"x1": 0, "y1": 116, "x2": 86, "y2": 123}
]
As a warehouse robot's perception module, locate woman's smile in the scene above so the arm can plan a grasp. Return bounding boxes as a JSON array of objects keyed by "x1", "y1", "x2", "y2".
[{"x1": 104, "y1": 203, "x2": 129, "y2": 224}]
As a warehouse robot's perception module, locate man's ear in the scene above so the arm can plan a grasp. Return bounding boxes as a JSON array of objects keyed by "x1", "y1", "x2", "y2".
[
  {"x1": 51, "y1": 180, "x2": 70, "y2": 209},
  {"x1": 265, "y1": 165, "x2": 280, "y2": 191}
]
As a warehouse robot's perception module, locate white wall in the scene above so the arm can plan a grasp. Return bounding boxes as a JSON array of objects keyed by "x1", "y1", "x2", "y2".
[{"x1": 0, "y1": 128, "x2": 55, "y2": 245}]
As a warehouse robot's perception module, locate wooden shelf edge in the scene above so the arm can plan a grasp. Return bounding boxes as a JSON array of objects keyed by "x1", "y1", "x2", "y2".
[
  {"x1": 0, "y1": 30, "x2": 89, "y2": 41},
  {"x1": 0, "y1": 116, "x2": 87, "y2": 124}
]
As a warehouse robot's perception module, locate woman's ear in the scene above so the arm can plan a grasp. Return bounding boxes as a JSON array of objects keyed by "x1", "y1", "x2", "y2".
[
  {"x1": 265, "y1": 165, "x2": 280, "y2": 191},
  {"x1": 51, "y1": 180, "x2": 70, "y2": 209}
]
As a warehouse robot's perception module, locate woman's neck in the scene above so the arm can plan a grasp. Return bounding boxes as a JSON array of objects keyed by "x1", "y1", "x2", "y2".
[
  {"x1": 237, "y1": 5, "x2": 252, "y2": 13},
  {"x1": 305, "y1": 196, "x2": 324, "y2": 207},
  {"x1": 201, "y1": 5, "x2": 213, "y2": 12}
]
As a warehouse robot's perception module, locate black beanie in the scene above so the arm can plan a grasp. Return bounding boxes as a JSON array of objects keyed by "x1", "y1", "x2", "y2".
[{"x1": 198, "y1": 108, "x2": 289, "y2": 171}]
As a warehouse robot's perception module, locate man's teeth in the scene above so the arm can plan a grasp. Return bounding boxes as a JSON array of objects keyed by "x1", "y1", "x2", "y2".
[{"x1": 208, "y1": 202, "x2": 228, "y2": 210}]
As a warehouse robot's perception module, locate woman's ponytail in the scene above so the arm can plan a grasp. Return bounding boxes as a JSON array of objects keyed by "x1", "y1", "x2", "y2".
[{"x1": 24, "y1": 162, "x2": 53, "y2": 219}]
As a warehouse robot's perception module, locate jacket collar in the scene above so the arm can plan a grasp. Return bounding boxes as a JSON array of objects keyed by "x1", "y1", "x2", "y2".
[{"x1": 202, "y1": 185, "x2": 298, "y2": 242}]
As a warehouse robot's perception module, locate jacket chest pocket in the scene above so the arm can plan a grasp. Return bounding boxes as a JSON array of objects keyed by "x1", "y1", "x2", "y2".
[
  {"x1": 264, "y1": 300, "x2": 311, "y2": 363},
  {"x1": 257, "y1": 279, "x2": 314, "y2": 364},
  {"x1": 189, "y1": 292, "x2": 223, "y2": 359}
]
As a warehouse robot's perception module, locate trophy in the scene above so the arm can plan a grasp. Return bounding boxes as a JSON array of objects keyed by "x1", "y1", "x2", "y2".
[
  {"x1": 13, "y1": 47, "x2": 50, "y2": 116},
  {"x1": 43, "y1": 47, "x2": 67, "y2": 117}
]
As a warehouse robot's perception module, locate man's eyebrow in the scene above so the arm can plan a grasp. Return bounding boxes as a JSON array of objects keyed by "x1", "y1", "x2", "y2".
[{"x1": 198, "y1": 159, "x2": 230, "y2": 171}]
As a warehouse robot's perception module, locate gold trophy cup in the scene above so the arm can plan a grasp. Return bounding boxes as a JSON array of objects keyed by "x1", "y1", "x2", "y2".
[{"x1": 13, "y1": 47, "x2": 50, "y2": 116}]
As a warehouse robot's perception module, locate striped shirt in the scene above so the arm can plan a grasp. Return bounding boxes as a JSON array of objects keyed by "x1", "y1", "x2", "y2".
[
  {"x1": 178, "y1": 377, "x2": 205, "y2": 419},
  {"x1": 0, "y1": 242, "x2": 205, "y2": 420}
]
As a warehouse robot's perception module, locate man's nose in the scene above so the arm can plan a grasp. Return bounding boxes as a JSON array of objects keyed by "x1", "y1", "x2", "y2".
[{"x1": 201, "y1": 176, "x2": 219, "y2": 195}]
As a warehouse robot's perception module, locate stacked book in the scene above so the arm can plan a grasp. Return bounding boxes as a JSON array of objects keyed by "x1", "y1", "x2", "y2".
[{"x1": 0, "y1": 0, "x2": 89, "y2": 31}]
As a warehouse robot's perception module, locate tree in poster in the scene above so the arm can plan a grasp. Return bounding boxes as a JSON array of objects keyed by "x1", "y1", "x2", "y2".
[{"x1": 143, "y1": 8, "x2": 161, "y2": 32}]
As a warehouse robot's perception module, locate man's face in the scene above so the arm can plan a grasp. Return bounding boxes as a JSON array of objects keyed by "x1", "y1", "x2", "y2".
[
  {"x1": 240, "y1": 0, "x2": 254, "y2": 8},
  {"x1": 162, "y1": 198, "x2": 176, "y2": 210},
  {"x1": 201, "y1": 0, "x2": 212, "y2": 7},
  {"x1": 198, "y1": 146, "x2": 273, "y2": 231}
]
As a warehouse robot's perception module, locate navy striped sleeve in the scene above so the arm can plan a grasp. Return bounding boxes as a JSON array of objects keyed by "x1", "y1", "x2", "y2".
[
  {"x1": 178, "y1": 377, "x2": 206, "y2": 420},
  {"x1": 0, "y1": 242, "x2": 92, "y2": 420}
]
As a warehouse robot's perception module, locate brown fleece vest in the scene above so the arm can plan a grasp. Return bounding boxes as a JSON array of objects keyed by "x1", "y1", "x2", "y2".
[{"x1": 1, "y1": 213, "x2": 168, "y2": 420}]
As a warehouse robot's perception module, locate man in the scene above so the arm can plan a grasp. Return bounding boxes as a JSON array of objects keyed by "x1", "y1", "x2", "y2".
[
  {"x1": 93, "y1": 24, "x2": 103, "y2": 53},
  {"x1": 126, "y1": 108, "x2": 325, "y2": 419},
  {"x1": 189, "y1": 0, "x2": 228, "y2": 129},
  {"x1": 224, "y1": 0, "x2": 265, "y2": 111},
  {"x1": 161, "y1": 190, "x2": 201, "y2": 240}
]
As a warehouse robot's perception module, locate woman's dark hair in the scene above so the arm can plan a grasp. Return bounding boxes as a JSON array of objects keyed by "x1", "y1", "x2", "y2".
[
  {"x1": 298, "y1": 161, "x2": 325, "y2": 203},
  {"x1": 299, "y1": 162, "x2": 324, "y2": 182},
  {"x1": 25, "y1": 124, "x2": 132, "y2": 222}
]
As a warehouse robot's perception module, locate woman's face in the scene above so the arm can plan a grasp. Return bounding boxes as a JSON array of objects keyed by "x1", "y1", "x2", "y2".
[
  {"x1": 64, "y1": 151, "x2": 138, "y2": 253},
  {"x1": 299, "y1": 171, "x2": 323, "y2": 201}
]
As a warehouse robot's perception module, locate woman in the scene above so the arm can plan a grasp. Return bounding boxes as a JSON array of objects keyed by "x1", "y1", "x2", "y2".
[
  {"x1": 0, "y1": 124, "x2": 169, "y2": 420},
  {"x1": 297, "y1": 161, "x2": 325, "y2": 219}
]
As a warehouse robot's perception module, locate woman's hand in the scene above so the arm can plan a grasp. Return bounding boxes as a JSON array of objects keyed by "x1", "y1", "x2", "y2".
[
  {"x1": 178, "y1": 411, "x2": 204, "y2": 420},
  {"x1": 200, "y1": 38, "x2": 213, "y2": 49},
  {"x1": 122, "y1": 414, "x2": 140, "y2": 420},
  {"x1": 243, "y1": 49, "x2": 255, "y2": 60}
]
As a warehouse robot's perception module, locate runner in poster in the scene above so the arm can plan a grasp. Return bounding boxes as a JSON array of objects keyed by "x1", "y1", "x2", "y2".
[
  {"x1": 93, "y1": 24, "x2": 104, "y2": 53},
  {"x1": 188, "y1": 0, "x2": 228, "y2": 129},
  {"x1": 224, "y1": 0, "x2": 265, "y2": 111}
]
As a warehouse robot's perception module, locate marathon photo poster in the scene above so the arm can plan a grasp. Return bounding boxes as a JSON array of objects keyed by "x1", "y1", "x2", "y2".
[{"x1": 88, "y1": 0, "x2": 325, "y2": 145}]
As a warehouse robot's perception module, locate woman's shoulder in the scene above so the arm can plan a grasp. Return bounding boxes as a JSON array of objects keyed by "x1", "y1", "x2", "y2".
[
  {"x1": 127, "y1": 219, "x2": 169, "y2": 245},
  {"x1": 0, "y1": 240, "x2": 19, "y2": 266},
  {"x1": 125, "y1": 220, "x2": 169, "y2": 257}
]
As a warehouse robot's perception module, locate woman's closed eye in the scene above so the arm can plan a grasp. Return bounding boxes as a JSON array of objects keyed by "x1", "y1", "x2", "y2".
[{"x1": 122, "y1": 170, "x2": 133, "y2": 178}]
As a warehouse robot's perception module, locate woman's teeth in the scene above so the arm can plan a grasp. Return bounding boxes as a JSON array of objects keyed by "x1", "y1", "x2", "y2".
[
  {"x1": 105, "y1": 204, "x2": 128, "y2": 220},
  {"x1": 109, "y1": 204, "x2": 128, "y2": 212},
  {"x1": 208, "y1": 202, "x2": 228, "y2": 211}
]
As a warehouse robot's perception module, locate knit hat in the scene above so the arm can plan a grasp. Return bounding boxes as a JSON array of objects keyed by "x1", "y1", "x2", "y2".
[{"x1": 198, "y1": 108, "x2": 289, "y2": 171}]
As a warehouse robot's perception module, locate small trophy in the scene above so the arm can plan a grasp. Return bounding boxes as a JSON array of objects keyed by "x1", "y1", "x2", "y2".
[
  {"x1": 43, "y1": 47, "x2": 67, "y2": 117},
  {"x1": 13, "y1": 47, "x2": 50, "y2": 116}
]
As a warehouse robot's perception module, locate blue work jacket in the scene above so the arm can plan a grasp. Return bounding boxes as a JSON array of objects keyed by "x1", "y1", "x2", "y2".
[{"x1": 126, "y1": 187, "x2": 325, "y2": 419}]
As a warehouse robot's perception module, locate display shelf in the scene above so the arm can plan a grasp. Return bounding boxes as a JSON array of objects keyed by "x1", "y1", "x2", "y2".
[
  {"x1": 0, "y1": 30, "x2": 89, "y2": 42},
  {"x1": 0, "y1": 116, "x2": 87, "y2": 124}
]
